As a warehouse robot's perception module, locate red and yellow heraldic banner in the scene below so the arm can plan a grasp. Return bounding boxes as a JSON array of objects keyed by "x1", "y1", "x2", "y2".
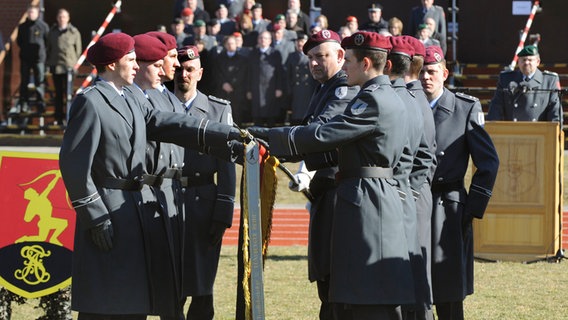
[{"x1": 0, "y1": 151, "x2": 75, "y2": 298}]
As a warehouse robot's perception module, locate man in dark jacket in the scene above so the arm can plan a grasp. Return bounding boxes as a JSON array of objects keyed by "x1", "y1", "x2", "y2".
[
  {"x1": 174, "y1": 45, "x2": 236, "y2": 320},
  {"x1": 421, "y1": 45, "x2": 499, "y2": 320},
  {"x1": 13, "y1": 5, "x2": 49, "y2": 115}
]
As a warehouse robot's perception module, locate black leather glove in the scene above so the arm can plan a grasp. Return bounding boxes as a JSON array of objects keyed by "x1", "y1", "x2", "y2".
[
  {"x1": 228, "y1": 127, "x2": 246, "y2": 142},
  {"x1": 247, "y1": 126, "x2": 270, "y2": 141},
  {"x1": 209, "y1": 221, "x2": 228, "y2": 246},
  {"x1": 91, "y1": 219, "x2": 114, "y2": 251}
]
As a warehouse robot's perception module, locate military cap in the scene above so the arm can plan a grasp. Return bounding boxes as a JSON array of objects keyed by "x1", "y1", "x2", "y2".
[
  {"x1": 302, "y1": 29, "x2": 341, "y2": 55},
  {"x1": 178, "y1": 45, "x2": 200, "y2": 62},
  {"x1": 217, "y1": 4, "x2": 227, "y2": 10},
  {"x1": 274, "y1": 14, "x2": 285, "y2": 22},
  {"x1": 133, "y1": 34, "x2": 168, "y2": 62},
  {"x1": 341, "y1": 31, "x2": 392, "y2": 52},
  {"x1": 368, "y1": 3, "x2": 383, "y2": 11},
  {"x1": 232, "y1": 31, "x2": 243, "y2": 38},
  {"x1": 181, "y1": 7, "x2": 193, "y2": 17},
  {"x1": 87, "y1": 32, "x2": 134, "y2": 66},
  {"x1": 346, "y1": 16, "x2": 358, "y2": 23},
  {"x1": 272, "y1": 24, "x2": 283, "y2": 32},
  {"x1": 172, "y1": 17, "x2": 184, "y2": 25},
  {"x1": 401, "y1": 35, "x2": 425, "y2": 56},
  {"x1": 145, "y1": 31, "x2": 177, "y2": 50},
  {"x1": 517, "y1": 45, "x2": 539, "y2": 57},
  {"x1": 251, "y1": 3, "x2": 262, "y2": 10},
  {"x1": 418, "y1": 23, "x2": 429, "y2": 31},
  {"x1": 194, "y1": 19, "x2": 206, "y2": 27},
  {"x1": 208, "y1": 18, "x2": 220, "y2": 26},
  {"x1": 389, "y1": 36, "x2": 414, "y2": 58},
  {"x1": 424, "y1": 45, "x2": 444, "y2": 64}
]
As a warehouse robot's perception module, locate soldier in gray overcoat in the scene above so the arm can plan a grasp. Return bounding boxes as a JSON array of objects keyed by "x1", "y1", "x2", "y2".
[
  {"x1": 387, "y1": 36, "x2": 436, "y2": 320},
  {"x1": 174, "y1": 45, "x2": 236, "y2": 320},
  {"x1": 487, "y1": 45, "x2": 562, "y2": 123},
  {"x1": 421, "y1": 46, "x2": 499, "y2": 320},
  {"x1": 251, "y1": 31, "x2": 416, "y2": 320},
  {"x1": 58, "y1": 32, "x2": 243, "y2": 320}
]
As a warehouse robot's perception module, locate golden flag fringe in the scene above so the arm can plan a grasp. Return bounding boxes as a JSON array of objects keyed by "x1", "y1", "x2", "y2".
[{"x1": 240, "y1": 143, "x2": 279, "y2": 320}]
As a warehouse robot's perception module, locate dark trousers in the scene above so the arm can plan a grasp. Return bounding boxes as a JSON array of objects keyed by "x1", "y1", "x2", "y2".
[
  {"x1": 185, "y1": 295, "x2": 214, "y2": 320},
  {"x1": 434, "y1": 301, "x2": 464, "y2": 320},
  {"x1": 52, "y1": 72, "x2": 73, "y2": 122},
  {"x1": 348, "y1": 304, "x2": 402, "y2": 320},
  {"x1": 19, "y1": 60, "x2": 45, "y2": 104},
  {"x1": 317, "y1": 279, "x2": 333, "y2": 320},
  {"x1": 77, "y1": 313, "x2": 146, "y2": 320}
]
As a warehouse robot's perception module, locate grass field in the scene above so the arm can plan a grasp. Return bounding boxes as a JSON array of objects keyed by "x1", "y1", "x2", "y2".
[{"x1": 8, "y1": 245, "x2": 568, "y2": 319}]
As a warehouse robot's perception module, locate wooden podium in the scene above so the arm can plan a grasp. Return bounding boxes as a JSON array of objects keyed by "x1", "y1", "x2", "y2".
[{"x1": 473, "y1": 121, "x2": 564, "y2": 262}]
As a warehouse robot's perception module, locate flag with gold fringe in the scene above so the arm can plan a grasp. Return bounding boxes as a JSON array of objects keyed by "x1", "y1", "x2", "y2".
[{"x1": 236, "y1": 141, "x2": 279, "y2": 320}]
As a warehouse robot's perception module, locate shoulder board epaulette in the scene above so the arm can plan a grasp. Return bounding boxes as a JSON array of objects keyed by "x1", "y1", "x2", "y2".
[
  {"x1": 363, "y1": 83, "x2": 380, "y2": 92},
  {"x1": 455, "y1": 92, "x2": 479, "y2": 102},
  {"x1": 543, "y1": 70, "x2": 559, "y2": 77},
  {"x1": 79, "y1": 86, "x2": 95, "y2": 95},
  {"x1": 208, "y1": 95, "x2": 231, "y2": 105}
]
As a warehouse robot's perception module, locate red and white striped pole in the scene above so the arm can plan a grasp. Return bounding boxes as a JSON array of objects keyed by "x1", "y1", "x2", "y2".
[
  {"x1": 508, "y1": 0, "x2": 540, "y2": 70},
  {"x1": 74, "y1": 0, "x2": 122, "y2": 94}
]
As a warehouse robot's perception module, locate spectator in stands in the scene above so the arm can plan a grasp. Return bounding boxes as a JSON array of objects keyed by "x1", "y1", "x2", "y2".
[
  {"x1": 237, "y1": 12, "x2": 257, "y2": 48},
  {"x1": 190, "y1": 20, "x2": 217, "y2": 51},
  {"x1": 337, "y1": 26, "x2": 352, "y2": 40},
  {"x1": 345, "y1": 16, "x2": 358, "y2": 34},
  {"x1": 218, "y1": 0, "x2": 245, "y2": 19},
  {"x1": 417, "y1": 23, "x2": 440, "y2": 48},
  {"x1": 46, "y1": 8, "x2": 82, "y2": 125},
  {"x1": 287, "y1": 0, "x2": 310, "y2": 33},
  {"x1": 246, "y1": 31, "x2": 285, "y2": 126},
  {"x1": 408, "y1": 0, "x2": 446, "y2": 49},
  {"x1": 314, "y1": 14, "x2": 329, "y2": 30},
  {"x1": 216, "y1": 4, "x2": 237, "y2": 36},
  {"x1": 271, "y1": 24, "x2": 295, "y2": 68},
  {"x1": 272, "y1": 14, "x2": 297, "y2": 41},
  {"x1": 359, "y1": 3, "x2": 389, "y2": 34},
  {"x1": 213, "y1": 34, "x2": 250, "y2": 125},
  {"x1": 388, "y1": 17, "x2": 404, "y2": 36},
  {"x1": 250, "y1": 3, "x2": 270, "y2": 34},
  {"x1": 171, "y1": 17, "x2": 192, "y2": 48},
  {"x1": 13, "y1": 5, "x2": 49, "y2": 115},
  {"x1": 181, "y1": 7, "x2": 195, "y2": 34},
  {"x1": 487, "y1": 45, "x2": 562, "y2": 123},
  {"x1": 284, "y1": 32, "x2": 317, "y2": 125},
  {"x1": 309, "y1": 23, "x2": 323, "y2": 35},
  {"x1": 286, "y1": 10, "x2": 303, "y2": 33},
  {"x1": 425, "y1": 16, "x2": 446, "y2": 54},
  {"x1": 208, "y1": 19, "x2": 225, "y2": 45},
  {"x1": 174, "y1": 0, "x2": 204, "y2": 19},
  {"x1": 186, "y1": 0, "x2": 210, "y2": 24}
]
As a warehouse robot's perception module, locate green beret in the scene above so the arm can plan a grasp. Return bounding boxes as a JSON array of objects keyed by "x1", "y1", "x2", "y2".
[
  {"x1": 274, "y1": 14, "x2": 285, "y2": 21},
  {"x1": 517, "y1": 45, "x2": 538, "y2": 57},
  {"x1": 194, "y1": 19, "x2": 206, "y2": 27},
  {"x1": 418, "y1": 23, "x2": 428, "y2": 31}
]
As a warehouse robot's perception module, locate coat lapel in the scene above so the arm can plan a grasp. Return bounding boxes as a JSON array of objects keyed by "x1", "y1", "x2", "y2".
[
  {"x1": 433, "y1": 89, "x2": 455, "y2": 127},
  {"x1": 96, "y1": 80, "x2": 134, "y2": 129}
]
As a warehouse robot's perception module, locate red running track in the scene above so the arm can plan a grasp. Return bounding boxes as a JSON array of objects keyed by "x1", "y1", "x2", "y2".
[{"x1": 222, "y1": 207, "x2": 309, "y2": 246}]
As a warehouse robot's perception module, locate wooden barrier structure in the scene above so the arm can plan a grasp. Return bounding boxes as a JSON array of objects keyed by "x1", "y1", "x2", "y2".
[{"x1": 474, "y1": 121, "x2": 564, "y2": 262}]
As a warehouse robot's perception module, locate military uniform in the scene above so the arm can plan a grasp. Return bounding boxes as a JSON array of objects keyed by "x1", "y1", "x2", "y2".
[
  {"x1": 213, "y1": 50, "x2": 249, "y2": 125},
  {"x1": 431, "y1": 89, "x2": 499, "y2": 306},
  {"x1": 285, "y1": 50, "x2": 318, "y2": 125},
  {"x1": 487, "y1": 68, "x2": 562, "y2": 123},
  {"x1": 247, "y1": 46, "x2": 285, "y2": 125},
  {"x1": 59, "y1": 78, "x2": 236, "y2": 316},
  {"x1": 181, "y1": 92, "x2": 236, "y2": 319},
  {"x1": 406, "y1": 79, "x2": 437, "y2": 315},
  {"x1": 391, "y1": 77, "x2": 435, "y2": 316},
  {"x1": 267, "y1": 75, "x2": 415, "y2": 307}
]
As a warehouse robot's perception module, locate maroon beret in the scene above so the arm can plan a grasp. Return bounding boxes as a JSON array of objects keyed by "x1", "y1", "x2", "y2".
[
  {"x1": 389, "y1": 36, "x2": 414, "y2": 58},
  {"x1": 177, "y1": 45, "x2": 200, "y2": 62},
  {"x1": 133, "y1": 34, "x2": 168, "y2": 62},
  {"x1": 401, "y1": 35, "x2": 425, "y2": 57},
  {"x1": 424, "y1": 45, "x2": 445, "y2": 65},
  {"x1": 87, "y1": 32, "x2": 135, "y2": 66},
  {"x1": 145, "y1": 31, "x2": 177, "y2": 50},
  {"x1": 341, "y1": 31, "x2": 392, "y2": 52},
  {"x1": 302, "y1": 29, "x2": 341, "y2": 55}
]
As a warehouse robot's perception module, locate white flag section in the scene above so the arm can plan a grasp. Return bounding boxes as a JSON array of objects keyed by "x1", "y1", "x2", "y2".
[{"x1": 245, "y1": 141, "x2": 265, "y2": 319}]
